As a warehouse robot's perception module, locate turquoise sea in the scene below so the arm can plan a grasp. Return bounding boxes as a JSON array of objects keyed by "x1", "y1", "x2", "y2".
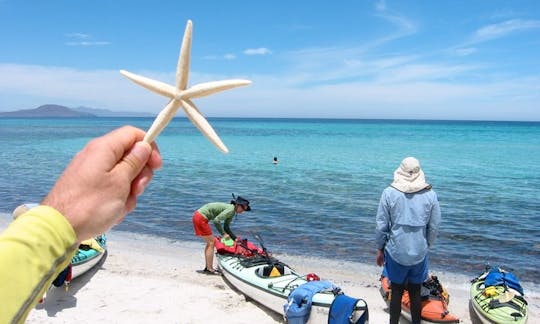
[{"x1": 1, "y1": 117, "x2": 539, "y2": 282}]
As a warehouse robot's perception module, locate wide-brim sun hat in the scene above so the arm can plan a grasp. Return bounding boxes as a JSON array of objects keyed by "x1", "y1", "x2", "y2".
[
  {"x1": 235, "y1": 196, "x2": 251, "y2": 211},
  {"x1": 391, "y1": 157, "x2": 430, "y2": 193}
]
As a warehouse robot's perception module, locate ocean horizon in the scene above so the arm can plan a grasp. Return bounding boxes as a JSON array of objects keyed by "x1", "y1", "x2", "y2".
[
  {"x1": 2, "y1": 114, "x2": 540, "y2": 122},
  {"x1": 1, "y1": 117, "x2": 539, "y2": 284}
]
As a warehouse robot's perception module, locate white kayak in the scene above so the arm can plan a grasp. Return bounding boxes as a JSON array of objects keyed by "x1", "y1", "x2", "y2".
[
  {"x1": 71, "y1": 234, "x2": 107, "y2": 279},
  {"x1": 12, "y1": 204, "x2": 106, "y2": 281},
  {"x1": 215, "y1": 238, "x2": 368, "y2": 323}
]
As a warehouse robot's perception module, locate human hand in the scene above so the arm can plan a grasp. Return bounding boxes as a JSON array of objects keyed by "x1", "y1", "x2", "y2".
[
  {"x1": 376, "y1": 249, "x2": 385, "y2": 267},
  {"x1": 42, "y1": 126, "x2": 162, "y2": 241}
]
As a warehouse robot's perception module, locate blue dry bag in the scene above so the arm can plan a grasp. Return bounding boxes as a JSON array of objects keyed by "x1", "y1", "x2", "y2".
[{"x1": 328, "y1": 294, "x2": 368, "y2": 324}]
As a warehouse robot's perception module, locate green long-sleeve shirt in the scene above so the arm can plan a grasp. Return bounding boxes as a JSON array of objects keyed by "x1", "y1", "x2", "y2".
[{"x1": 197, "y1": 202, "x2": 237, "y2": 239}]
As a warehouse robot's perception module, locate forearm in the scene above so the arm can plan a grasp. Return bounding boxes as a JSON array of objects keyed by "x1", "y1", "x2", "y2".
[
  {"x1": 427, "y1": 200, "x2": 442, "y2": 247},
  {"x1": 213, "y1": 221, "x2": 225, "y2": 235},
  {"x1": 223, "y1": 222, "x2": 236, "y2": 240},
  {"x1": 0, "y1": 206, "x2": 77, "y2": 324},
  {"x1": 375, "y1": 200, "x2": 391, "y2": 250},
  {"x1": 375, "y1": 231, "x2": 388, "y2": 250}
]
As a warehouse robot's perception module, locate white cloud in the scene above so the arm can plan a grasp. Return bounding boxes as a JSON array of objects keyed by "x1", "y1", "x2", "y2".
[
  {"x1": 64, "y1": 32, "x2": 110, "y2": 46},
  {"x1": 65, "y1": 41, "x2": 111, "y2": 46},
  {"x1": 471, "y1": 19, "x2": 540, "y2": 43},
  {"x1": 202, "y1": 54, "x2": 237, "y2": 60},
  {"x1": 372, "y1": 2, "x2": 417, "y2": 38},
  {"x1": 231, "y1": 75, "x2": 540, "y2": 120},
  {"x1": 1, "y1": 48, "x2": 539, "y2": 120},
  {"x1": 243, "y1": 48, "x2": 272, "y2": 56},
  {"x1": 267, "y1": 45, "x2": 472, "y2": 94},
  {"x1": 0, "y1": 63, "x2": 251, "y2": 113},
  {"x1": 0, "y1": 64, "x2": 160, "y2": 111},
  {"x1": 65, "y1": 33, "x2": 90, "y2": 39},
  {"x1": 376, "y1": 64, "x2": 477, "y2": 83}
]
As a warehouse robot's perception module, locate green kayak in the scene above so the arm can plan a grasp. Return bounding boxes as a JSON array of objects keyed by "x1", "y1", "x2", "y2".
[{"x1": 470, "y1": 267, "x2": 528, "y2": 324}]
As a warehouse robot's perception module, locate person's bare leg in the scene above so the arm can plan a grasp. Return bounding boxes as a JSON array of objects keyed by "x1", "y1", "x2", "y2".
[{"x1": 202, "y1": 235, "x2": 215, "y2": 270}]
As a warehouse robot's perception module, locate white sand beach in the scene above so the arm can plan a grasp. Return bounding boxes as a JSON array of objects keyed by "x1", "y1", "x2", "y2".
[{"x1": 1, "y1": 215, "x2": 538, "y2": 323}]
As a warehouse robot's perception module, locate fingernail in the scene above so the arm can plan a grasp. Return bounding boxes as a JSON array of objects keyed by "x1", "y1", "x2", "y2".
[{"x1": 131, "y1": 142, "x2": 151, "y2": 162}]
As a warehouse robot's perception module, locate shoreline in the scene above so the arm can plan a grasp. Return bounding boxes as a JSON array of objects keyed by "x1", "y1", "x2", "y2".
[{"x1": 1, "y1": 214, "x2": 538, "y2": 323}]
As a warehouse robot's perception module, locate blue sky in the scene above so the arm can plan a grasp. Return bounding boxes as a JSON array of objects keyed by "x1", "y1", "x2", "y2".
[{"x1": 0, "y1": 1, "x2": 539, "y2": 120}]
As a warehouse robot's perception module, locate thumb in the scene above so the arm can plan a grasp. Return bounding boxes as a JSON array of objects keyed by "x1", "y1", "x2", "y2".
[{"x1": 118, "y1": 141, "x2": 152, "y2": 180}]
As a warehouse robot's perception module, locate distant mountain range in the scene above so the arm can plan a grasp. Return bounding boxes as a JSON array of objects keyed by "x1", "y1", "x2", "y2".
[{"x1": 0, "y1": 104, "x2": 153, "y2": 117}]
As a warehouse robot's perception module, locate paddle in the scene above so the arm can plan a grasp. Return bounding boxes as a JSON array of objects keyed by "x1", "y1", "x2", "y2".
[
  {"x1": 499, "y1": 289, "x2": 515, "y2": 303},
  {"x1": 252, "y1": 232, "x2": 268, "y2": 255},
  {"x1": 250, "y1": 232, "x2": 293, "y2": 271}
]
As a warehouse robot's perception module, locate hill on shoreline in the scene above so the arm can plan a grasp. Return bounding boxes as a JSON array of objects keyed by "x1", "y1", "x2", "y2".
[
  {"x1": 0, "y1": 104, "x2": 152, "y2": 117},
  {"x1": 0, "y1": 104, "x2": 95, "y2": 117}
]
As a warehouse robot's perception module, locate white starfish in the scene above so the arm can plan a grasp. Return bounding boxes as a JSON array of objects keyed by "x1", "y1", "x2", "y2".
[{"x1": 120, "y1": 20, "x2": 251, "y2": 153}]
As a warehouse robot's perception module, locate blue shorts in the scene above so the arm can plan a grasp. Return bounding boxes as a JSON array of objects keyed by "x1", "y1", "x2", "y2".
[{"x1": 384, "y1": 251, "x2": 428, "y2": 285}]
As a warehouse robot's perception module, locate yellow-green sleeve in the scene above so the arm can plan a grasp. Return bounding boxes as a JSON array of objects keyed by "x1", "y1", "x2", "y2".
[{"x1": 0, "y1": 206, "x2": 78, "y2": 324}]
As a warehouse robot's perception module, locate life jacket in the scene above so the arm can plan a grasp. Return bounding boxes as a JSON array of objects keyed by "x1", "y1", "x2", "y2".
[
  {"x1": 484, "y1": 267, "x2": 524, "y2": 295},
  {"x1": 214, "y1": 236, "x2": 264, "y2": 257},
  {"x1": 284, "y1": 280, "x2": 334, "y2": 324}
]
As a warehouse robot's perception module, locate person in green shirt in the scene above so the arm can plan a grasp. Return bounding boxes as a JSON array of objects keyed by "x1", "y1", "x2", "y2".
[{"x1": 192, "y1": 195, "x2": 251, "y2": 274}]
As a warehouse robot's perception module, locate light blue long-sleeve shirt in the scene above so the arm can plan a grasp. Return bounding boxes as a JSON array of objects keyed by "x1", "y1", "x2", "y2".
[{"x1": 375, "y1": 186, "x2": 441, "y2": 266}]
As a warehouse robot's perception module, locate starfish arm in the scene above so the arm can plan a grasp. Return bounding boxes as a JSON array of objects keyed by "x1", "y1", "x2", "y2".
[
  {"x1": 143, "y1": 99, "x2": 182, "y2": 143},
  {"x1": 121, "y1": 19, "x2": 251, "y2": 153},
  {"x1": 176, "y1": 20, "x2": 192, "y2": 91},
  {"x1": 120, "y1": 70, "x2": 176, "y2": 99},
  {"x1": 181, "y1": 98, "x2": 229, "y2": 153},
  {"x1": 178, "y1": 79, "x2": 252, "y2": 100}
]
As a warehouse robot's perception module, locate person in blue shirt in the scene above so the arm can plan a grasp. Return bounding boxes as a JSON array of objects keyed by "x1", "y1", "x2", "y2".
[{"x1": 375, "y1": 157, "x2": 441, "y2": 324}]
